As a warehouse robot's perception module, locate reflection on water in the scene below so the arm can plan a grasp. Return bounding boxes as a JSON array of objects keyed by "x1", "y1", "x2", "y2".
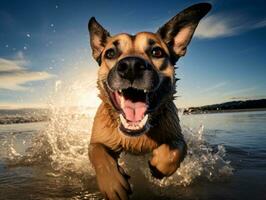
[{"x1": 1, "y1": 102, "x2": 266, "y2": 199}]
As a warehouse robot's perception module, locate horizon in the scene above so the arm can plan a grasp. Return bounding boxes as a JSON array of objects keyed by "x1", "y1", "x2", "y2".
[
  {"x1": 1, "y1": 0, "x2": 266, "y2": 109},
  {"x1": 1, "y1": 98, "x2": 265, "y2": 111}
]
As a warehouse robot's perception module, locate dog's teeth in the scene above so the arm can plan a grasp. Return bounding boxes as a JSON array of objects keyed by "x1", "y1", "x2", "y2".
[
  {"x1": 144, "y1": 89, "x2": 147, "y2": 93},
  {"x1": 141, "y1": 114, "x2": 148, "y2": 126},
  {"x1": 120, "y1": 114, "x2": 149, "y2": 131},
  {"x1": 119, "y1": 114, "x2": 127, "y2": 127},
  {"x1": 119, "y1": 114, "x2": 123, "y2": 123},
  {"x1": 121, "y1": 95, "x2": 125, "y2": 108},
  {"x1": 119, "y1": 89, "x2": 122, "y2": 93}
]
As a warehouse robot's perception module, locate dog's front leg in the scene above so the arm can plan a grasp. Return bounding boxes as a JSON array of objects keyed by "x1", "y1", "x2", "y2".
[
  {"x1": 149, "y1": 143, "x2": 186, "y2": 179},
  {"x1": 89, "y1": 143, "x2": 131, "y2": 200}
]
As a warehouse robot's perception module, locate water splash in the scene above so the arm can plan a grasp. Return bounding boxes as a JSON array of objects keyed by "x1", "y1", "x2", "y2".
[
  {"x1": 5, "y1": 79, "x2": 99, "y2": 177},
  {"x1": 143, "y1": 123, "x2": 233, "y2": 187},
  {"x1": 4, "y1": 79, "x2": 233, "y2": 188}
]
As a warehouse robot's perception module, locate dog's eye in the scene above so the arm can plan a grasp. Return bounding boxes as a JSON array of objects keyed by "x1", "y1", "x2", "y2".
[
  {"x1": 105, "y1": 48, "x2": 117, "y2": 59},
  {"x1": 151, "y1": 47, "x2": 164, "y2": 58}
]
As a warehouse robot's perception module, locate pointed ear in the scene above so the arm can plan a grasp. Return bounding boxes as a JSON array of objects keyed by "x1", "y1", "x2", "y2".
[
  {"x1": 157, "y1": 3, "x2": 211, "y2": 61},
  {"x1": 88, "y1": 17, "x2": 110, "y2": 62}
]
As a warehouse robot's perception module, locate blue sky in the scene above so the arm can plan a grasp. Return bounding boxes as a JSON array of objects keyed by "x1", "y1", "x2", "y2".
[{"x1": 0, "y1": 0, "x2": 266, "y2": 108}]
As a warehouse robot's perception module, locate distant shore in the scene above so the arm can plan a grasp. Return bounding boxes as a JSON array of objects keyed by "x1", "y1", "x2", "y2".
[
  {"x1": 0, "y1": 99, "x2": 266, "y2": 124},
  {"x1": 183, "y1": 108, "x2": 266, "y2": 115},
  {"x1": 183, "y1": 99, "x2": 266, "y2": 115},
  {"x1": 0, "y1": 115, "x2": 48, "y2": 125},
  {"x1": 0, "y1": 108, "x2": 266, "y2": 125}
]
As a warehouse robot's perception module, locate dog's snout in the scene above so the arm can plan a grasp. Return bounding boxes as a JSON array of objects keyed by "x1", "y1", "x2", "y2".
[
  {"x1": 107, "y1": 56, "x2": 159, "y2": 91},
  {"x1": 117, "y1": 57, "x2": 148, "y2": 82}
]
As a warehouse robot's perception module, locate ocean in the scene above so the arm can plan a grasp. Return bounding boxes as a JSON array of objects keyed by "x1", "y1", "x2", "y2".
[{"x1": 0, "y1": 110, "x2": 265, "y2": 200}]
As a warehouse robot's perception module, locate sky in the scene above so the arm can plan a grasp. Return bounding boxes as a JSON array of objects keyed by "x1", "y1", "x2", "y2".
[{"x1": 0, "y1": 0, "x2": 266, "y2": 109}]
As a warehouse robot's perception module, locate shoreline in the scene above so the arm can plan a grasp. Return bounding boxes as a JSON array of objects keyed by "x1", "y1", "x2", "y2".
[
  {"x1": 183, "y1": 108, "x2": 266, "y2": 115},
  {"x1": 0, "y1": 108, "x2": 266, "y2": 125}
]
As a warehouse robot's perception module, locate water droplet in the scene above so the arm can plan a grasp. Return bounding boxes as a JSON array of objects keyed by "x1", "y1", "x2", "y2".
[{"x1": 26, "y1": 33, "x2": 31, "y2": 38}]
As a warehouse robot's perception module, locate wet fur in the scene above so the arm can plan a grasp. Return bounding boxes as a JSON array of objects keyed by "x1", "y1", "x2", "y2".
[
  {"x1": 92, "y1": 91, "x2": 184, "y2": 154},
  {"x1": 88, "y1": 3, "x2": 211, "y2": 200}
]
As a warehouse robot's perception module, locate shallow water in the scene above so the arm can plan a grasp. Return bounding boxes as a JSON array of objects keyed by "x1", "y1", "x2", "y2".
[{"x1": 0, "y1": 111, "x2": 266, "y2": 200}]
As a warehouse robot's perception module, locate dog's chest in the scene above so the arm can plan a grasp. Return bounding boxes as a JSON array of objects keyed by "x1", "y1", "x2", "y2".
[{"x1": 118, "y1": 132, "x2": 158, "y2": 153}]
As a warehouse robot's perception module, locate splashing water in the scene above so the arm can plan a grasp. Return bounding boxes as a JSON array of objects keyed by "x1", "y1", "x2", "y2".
[
  {"x1": 5, "y1": 78, "x2": 99, "y2": 177},
  {"x1": 4, "y1": 78, "x2": 233, "y2": 191},
  {"x1": 143, "y1": 123, "x2": 233, "y2": 187}
]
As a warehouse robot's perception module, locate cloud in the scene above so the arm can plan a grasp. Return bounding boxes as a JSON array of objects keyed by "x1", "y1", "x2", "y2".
[
  {"x1": 252, "y1": 19, "x2": 266, "y2": 29},
  {"x1": 200, "y1": 81, "x2": 227, "y2": 93},
  {"x1": 223, "y1": 87, "x2": 257, "y2": 97},
  {"x1": 195, "y1": 13, "x2": 266, "y2": 39},
  {"x1": 0, "y1": 58, "x2": 26, "y2": 72},
  {"x1": 0, "y1": 52, "x2": 56, "y2": 91}
]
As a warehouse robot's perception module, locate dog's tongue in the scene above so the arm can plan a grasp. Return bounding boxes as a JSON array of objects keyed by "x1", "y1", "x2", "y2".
[
  {"x1": 123, "y1": 100, "x2": 147, "y2": 122},
  {"x1": 115, "y1": 92, "x2": 147, "y2": 122}
]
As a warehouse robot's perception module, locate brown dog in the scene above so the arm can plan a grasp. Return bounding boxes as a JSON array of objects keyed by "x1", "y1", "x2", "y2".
[{"x1": 88, "y1": 3, "x2": 211, "y2": 200}]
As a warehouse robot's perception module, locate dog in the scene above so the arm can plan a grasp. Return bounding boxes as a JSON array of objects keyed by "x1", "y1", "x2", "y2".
[{"x1": 88, "y1": 3, "x2": 211, "y2": 200}]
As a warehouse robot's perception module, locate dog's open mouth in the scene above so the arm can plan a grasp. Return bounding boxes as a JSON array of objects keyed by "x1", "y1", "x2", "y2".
[{"x1": 106, "y1": 85, "x2": 150, "y2": 136}]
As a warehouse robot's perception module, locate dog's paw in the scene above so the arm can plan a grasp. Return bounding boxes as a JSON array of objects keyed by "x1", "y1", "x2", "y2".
[
  {"x1": 95, "y1": 160, "x2": 131, "y2": 200},
  {"x1": 149, "y1": 144, "x2": 182, "y2": 178},
  {"x1": 148, "y1": 160, "x2": 165, "y2": 179}
]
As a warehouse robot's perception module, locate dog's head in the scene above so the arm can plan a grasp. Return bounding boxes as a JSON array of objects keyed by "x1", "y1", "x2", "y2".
[{"x1": 88, "y1": 3, "x2": 211, "y2": 137}]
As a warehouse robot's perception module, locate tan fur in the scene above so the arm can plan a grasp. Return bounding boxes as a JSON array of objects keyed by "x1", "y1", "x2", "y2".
[
  {"x1": 88, "y1": 4, "x2": 211, "y2": 199},
  {"x1": 91, "y1": 102, "x2": 158, "y2": 153},
  {"x1": 97, "y1": 32, "x2": 176, "y2": 100},
  {"x1": 91, "y1": 89, "x2": 183, "y2": 154},
  {"x1": 99, "y1": 33, "x2": 173, "y2": 72},
  {"x1": 90, "y1": 32, "x2": 183, "y2": 154}
]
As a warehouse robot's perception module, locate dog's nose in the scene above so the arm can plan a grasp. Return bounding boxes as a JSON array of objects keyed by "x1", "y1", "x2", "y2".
[{"x1": 116, "y1": 57, "x2": 148, "y2": 82}]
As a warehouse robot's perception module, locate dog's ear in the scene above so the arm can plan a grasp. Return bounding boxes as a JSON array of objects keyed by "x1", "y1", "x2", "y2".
[
  {"x1": 88, "y1": 17, "x2": 110, "y2": 62},
  {"x1": 157, "y1": 3, "x2": 211, "y2": 61}
]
